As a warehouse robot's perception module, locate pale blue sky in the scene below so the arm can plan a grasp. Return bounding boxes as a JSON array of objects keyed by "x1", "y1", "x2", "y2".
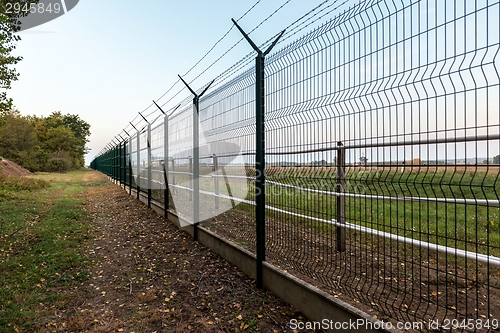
[
  {"x1": 8, "y1": 0, "x2": 499, "y2": 166},
  {"x1": 8, "y1": 0, "x2": 357, "y2": 165}
]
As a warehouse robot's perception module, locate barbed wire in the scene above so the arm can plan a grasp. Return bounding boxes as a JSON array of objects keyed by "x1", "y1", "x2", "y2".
[{"x1": 100, "y1": 0, "x2": 360, "y2": 154}]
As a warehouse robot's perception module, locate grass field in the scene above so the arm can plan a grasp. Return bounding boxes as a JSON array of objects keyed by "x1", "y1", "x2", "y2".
[
  {"x1": 268, "y1": 167, "x2": 500, "y2": 256},
  {"x1": 149, "y1": 165, "x2": 500, "y2": 258},
  {"x1": 0, "y1": 170, "x2": 95, "y2": 332}
]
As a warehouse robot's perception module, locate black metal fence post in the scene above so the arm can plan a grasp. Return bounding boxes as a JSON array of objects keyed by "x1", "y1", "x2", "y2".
[
  {"x1": 110, "y1": 147, "x2": 113, "y2": 178},
  {"x1": 108, "y1": 146, "x2": 110, "y2": 178},
  {"x1": 232, "y1": 18, "x2": 285, "y2": 289},
  {"x1": 158, "y1": 103, "x2": 180, "y2": 217},
  {"x1": 114, "y1": 142, "x2": 118, "y2": 181},
  {"x1": 115, "y1": 143, "x2": 118, "y2": 181},
  {"x1": 108, "y1": 145, "x2": 111, "y2": 179},
  {"x1": 116, "y1": 142, "x2": 119, "y2": 183},
  {"x1": 128, "y1": 134, "x2": 132, "y2": 195},
  {"x1": 122, "y1": 129, "x2": 131, "y2": 194},
  {"x1": 171, "y1": 158, "x2": 175, "y2": 192},
  {"x1": 152, "y1": 101, "x2": 173, "y2": 217},
  {"x1": 164, "y1": 113, "x2": 169, "y2": 216},
  {"x1": 178, "y1": 75, "x2": 215, "y2": 242},
  {"x1": 189, "y1": 156, "x2": 193, "y2": 202},
  {"x1": 118, "y1": 134, "x2": 126, "y2": 187},
  {"x1": 147, "y1": 122, "x2": 152, "y2": 208},
  {"x1": 123, "y1": 140, "x2": 126, "y2": 187},
  {"x1": 110, "y1": 146, "x2": 113, "y2": 178},
  {"x1": 118, "y1": 141, "x2": 122, "y2": 186},
  {"x1": 136, "y1": 129, "x2": 140, "y2": 200},
  {"x1": 119, "y1": 141, "x2": 123, "y2": 186},
  {"x1": 213, "y1": 154, "x2": 219, "y2": 210},
  {"x1": 336, "y1": 142, "x2": 346, "y2": 252},
  {"x1": 138, "y1": 113, "x2": 152, "y2": 208},
  {"x1": 113, "y1": 143, "x2": 116, "y2": 181}
]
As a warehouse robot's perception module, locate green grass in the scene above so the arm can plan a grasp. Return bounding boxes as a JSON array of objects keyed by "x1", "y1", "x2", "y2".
[
  {"x1": 184, "y1": 167, "x2": 499, "y2": 258},
  {"x1": 132, "y1": 165, "x2": 500, "y2": 258},
  {"x1": 0, "y1": 169, "x2": 96, "y2": 332},
  {"x1": 265, "y1": 169, "x2": 500, "y2": 257},
  {"x1": 154, "y1": 165, "x2": 499, "y2": 258}
]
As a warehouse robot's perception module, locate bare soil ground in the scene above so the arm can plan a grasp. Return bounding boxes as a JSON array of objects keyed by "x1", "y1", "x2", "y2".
[
  {"x1": 0, "y1": 158, "x2": 32, "y2": 177},
  {"x1": 40, "y1": 170, "x2": 320, "y2": 333}
]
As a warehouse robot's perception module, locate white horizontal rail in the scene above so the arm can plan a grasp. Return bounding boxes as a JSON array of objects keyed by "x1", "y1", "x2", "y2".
[
  {"x1": 267, "y1": 180, "x2": 500, "y2": 207},
  {"x1": 156, "y1": 175, "x2": 500, "y2": 207}
]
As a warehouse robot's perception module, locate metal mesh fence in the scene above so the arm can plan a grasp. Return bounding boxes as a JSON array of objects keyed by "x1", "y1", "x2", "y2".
[
  {"x1": 168, "y1": 102, "x2": 194, "y2": 218},
  {"x1": 263, "y1": 0, "x2": 500, "y2": 327},
  {"x1": 90, "y1": 0, "x2": 500, "y2": 331},
  {"x1": 197, "y1": 69, "x2": 258, "y2": 251},
  {"x1": 150, "y1": 123, "x2": 164, "y2": 204}
]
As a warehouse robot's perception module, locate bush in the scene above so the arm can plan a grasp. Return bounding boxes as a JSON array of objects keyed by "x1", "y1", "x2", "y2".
[
  {"x1": 46, "y1": 157, "x2": 72, "y2": 173},
  {"x1": 8, "y1": 149, "x2": 49, "y2": 172}
]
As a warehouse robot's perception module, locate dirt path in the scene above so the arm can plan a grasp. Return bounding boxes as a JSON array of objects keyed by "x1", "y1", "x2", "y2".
[{"x1": 44, "y1": 170, "x2": 318, "y2": 333}]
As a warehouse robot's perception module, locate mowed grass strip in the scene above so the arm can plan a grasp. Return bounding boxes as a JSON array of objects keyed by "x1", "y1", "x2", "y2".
[{"x1": 0, "y1": 170, "x2": 96, "y2": 332}]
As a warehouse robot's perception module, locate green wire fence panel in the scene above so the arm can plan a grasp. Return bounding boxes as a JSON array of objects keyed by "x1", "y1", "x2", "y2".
[{"x1": 90, "y1": 0, "x2": 500, "y2": 331}]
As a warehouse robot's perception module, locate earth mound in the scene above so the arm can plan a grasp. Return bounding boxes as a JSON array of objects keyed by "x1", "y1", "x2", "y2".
[{"x1": 0, "y1": 158, "x2": 33, "y2": 177}]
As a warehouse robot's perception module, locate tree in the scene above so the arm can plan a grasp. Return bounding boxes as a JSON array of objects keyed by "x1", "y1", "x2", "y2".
[
  {"x1": 0, "y1": 110, "x2": 91, "y2": 171},
  {"x1": 0, "y1": 110, "x2": 47, "y2": 171},
  {"x1": 493, "y1": 155, "x2": 500, "y2": 165},
  {"x1": 43, "y1": 126, "x2": 79, "y2": 152},
  {"x1": 0, "y1": 0, "x2": 39, "y2": 124},
  {"x1": 0, "y1": 14, "x2": 21, "y2": 123},
  {"x1": 32, "y1": 111, "x2": 91, "y2": 167},
  {"x1": 0, "y1": 110, "x2": 35, "y2": 151}
]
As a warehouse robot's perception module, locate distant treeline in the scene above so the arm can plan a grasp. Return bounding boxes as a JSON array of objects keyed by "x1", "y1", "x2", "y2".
[{"x1": 0, "y1": 110, "x2": 90, "y2": 172}]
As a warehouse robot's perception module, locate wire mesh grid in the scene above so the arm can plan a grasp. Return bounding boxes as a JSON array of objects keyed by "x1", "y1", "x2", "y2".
[
  {"x1": 197, "y1": 68, "x2": 258, "y2": 252},
  {"x1": 90, "y1": 0, "x2": 500, "y2": 331},
  {"x1": 150, "y1": 122, "x2": 166, "y2": 204},
  {"x1": 263, "y1": 0, "x2": 500, "y2": 328}
]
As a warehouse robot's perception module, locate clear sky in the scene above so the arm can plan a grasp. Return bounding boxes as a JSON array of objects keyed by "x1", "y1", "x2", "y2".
[{"x1": 8, "y1": 0, "x2": 357, "y2": 165}]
